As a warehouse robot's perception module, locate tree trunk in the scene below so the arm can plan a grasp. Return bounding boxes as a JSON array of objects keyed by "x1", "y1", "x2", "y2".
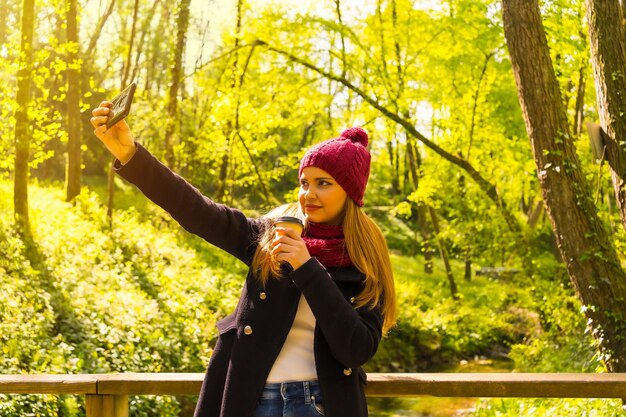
[
  {"x1": 237, "y1": 130, "x2": 275, "y2": 206},
  {"x1": 107, "y1": 163, "x2": 115, "y2": 227},
  {"x1": 527, "y1": 200, "x2": 544, "y2": 229},
  {"x1": 406, "y1": 130, "x2": 435, "y2": 274},
  {"x1": 428, "y1": 206, "x2": 459, "y2": 299},
  {"x1": 464, "y1": 256, "x2": 472, "y2": 281},
  {"x1": 130, "y1": 0, "x2": 161, "y2": 83},
  {"x1": 572, "y1": 63, "x2": 586, "y2": 136},
  {"x1": 502, "y1": 0, "x2": 626, "y2": 372},
  {"x1": 121, "y1": 0, "x2": 139, "y2": 87},
  {"x1": 14, "y1": 0, "x2": 36, "y2": 235},
  {"x1": 0, "y1": 0, "x2": 8, "y2": 45},
  {"x1": 376, "y1": 0, "x2": 389, "y2": 83},
  {"x1": 334, "y1": 0, "x2": 347, "y2": 78},
  {"x1": 585, "y1": 0, "x2": 626, "y2": 231},
  {"x1": 163, "y1": 0, "x2": 191, "y2": 168},
  {"x1": 86, "y1": 0, "x2": 116, "y2": 54},
  {"x1": 467, "y1": 52, "x2": 492, "y2": 160},
  {"x1": 65, "y1": 0, "x2": 82, "y2": 202},
  {"x1": 106, "y1": 0, "x2": 141, "y2": 222},
  {"x1": 216, "y1": 0, "x2": 243, "y2": 201},
  {"x1": 386, "y1": 135, "x2": 400, "y2": 197},
  {"x1": 392, "y1": 0, "x2": 403, "y2": 94},
  {"x1": 418, "y1": 206, "x2": 434, "y2": 273}
]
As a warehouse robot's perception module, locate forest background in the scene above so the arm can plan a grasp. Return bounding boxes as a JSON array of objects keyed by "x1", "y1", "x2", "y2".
[{"x1": 2, "y1": 0, "x2": 626, "y2": 416}]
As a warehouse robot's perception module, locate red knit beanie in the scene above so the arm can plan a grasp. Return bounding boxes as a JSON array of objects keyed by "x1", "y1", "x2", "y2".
[{"x1": 299, "y1": 127, "x2": 371, "y2": 206}]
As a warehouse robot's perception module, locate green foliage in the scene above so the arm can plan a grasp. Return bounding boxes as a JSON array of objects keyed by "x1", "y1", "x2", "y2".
[
  {"x1": 0, "y1": 0, "x2": 613, "y2": 268},
  {"x1": 474, "y1": 398, "x2": 626, "y2": 417},
  {"x1": 0, "y1": 394, "x2": 76, "y2": 417},
  {"x1": 469, "y1": 250, "x2": 615, "y2": 416},
  {"x1": 506, "y1": 278, "x2": 601, "y2": 373},
  {"x1": 370, "y1": 254, "x2": 536, "y2": 372},
  {"x1": 367, "y1": 248, "x2": 600, "y2": 378},
  {"x1": 0, "y1": 180, "x2": 242, "y2": 415},
  {"x1": 3, "y1": 0, "x2": 626, "y2": 415},
  {"x1": 0, "y1": 175, "x2": 618, "y2": 416}
]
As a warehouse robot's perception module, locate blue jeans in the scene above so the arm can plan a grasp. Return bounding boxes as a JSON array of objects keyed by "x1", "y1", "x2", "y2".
[{"x1": 252, "y1": 380, "x2": 325, "y2": 417}]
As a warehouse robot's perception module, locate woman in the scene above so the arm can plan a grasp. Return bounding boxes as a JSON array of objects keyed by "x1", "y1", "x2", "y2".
[{"x1": 91, "y1": 102, "x2": 397, "y2": 417}]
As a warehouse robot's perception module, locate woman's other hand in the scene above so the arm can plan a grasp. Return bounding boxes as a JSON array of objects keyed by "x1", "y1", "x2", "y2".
[
  {"x1": 90, "y1": 101, "x2": 136, "y2": 164},
  {"x1": 271, "y1": 227, "x2": 311, "y2": 271}
]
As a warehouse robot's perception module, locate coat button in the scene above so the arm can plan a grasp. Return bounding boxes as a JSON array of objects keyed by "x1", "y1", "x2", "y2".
[
  {"x1": 259, "y1": 292, "x2": 267, "y2": 300},
  {"x1": 244, "y1": 325, "x2": 253, "y2": 335},
  {"x1": 343, "y1": 368, "x2": 352, "y2": 376},
  {"x1": 350, "y1": 297, "x2": 356, "y2": 304}
]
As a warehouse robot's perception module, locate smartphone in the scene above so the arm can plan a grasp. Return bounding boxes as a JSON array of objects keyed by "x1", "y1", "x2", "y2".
[{"x1": 106, "y1": 82, "x2": 137, "y2": 129}]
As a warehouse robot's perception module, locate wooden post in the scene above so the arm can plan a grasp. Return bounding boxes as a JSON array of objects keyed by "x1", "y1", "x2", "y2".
[{"x1": 86, "y1": 394, "x2": 129, "y2": 417}]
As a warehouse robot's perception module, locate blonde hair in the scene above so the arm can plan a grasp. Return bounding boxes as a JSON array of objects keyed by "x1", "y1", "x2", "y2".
[{"x1": 251, "y1": 200, "x2": 397, "y2": 334}]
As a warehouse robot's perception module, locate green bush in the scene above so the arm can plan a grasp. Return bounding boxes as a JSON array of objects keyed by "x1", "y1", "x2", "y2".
[
  {"x1": 370, "y1": 254, "x2": 546, "y2": 372},
  {"x1": 0, "y1": 182, "x2": 243, "y2": 416},
  {"x1": 474, "y1": 398, "x2": 626, "y2": 417}
]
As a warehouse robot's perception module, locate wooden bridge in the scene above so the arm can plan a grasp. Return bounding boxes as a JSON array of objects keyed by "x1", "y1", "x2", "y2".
[{"x1": 1, "y1": 372, "x2": 625, "y2": 416}]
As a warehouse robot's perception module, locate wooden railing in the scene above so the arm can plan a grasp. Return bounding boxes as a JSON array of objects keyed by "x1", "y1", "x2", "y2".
[{"x1": 1, "y1": 373, "x2": 625, "y2": 417}]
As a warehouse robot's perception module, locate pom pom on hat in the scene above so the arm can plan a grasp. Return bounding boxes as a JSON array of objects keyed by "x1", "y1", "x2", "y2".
[
  {"x1": 299, "y1": 127, "x2": 371, "y2": 206},
  {"x1": 340, "y1": 127, "x2": 369, "y2": 147}
]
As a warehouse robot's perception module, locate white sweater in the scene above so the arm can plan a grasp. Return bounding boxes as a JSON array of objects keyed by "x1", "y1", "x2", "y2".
[{"x1": 266, "y1": 295, "x2": 317, "y2": 383}]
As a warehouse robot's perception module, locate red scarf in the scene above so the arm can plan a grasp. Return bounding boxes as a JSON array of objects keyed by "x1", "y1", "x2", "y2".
[{"x1": 302, "y1": 222, "x2": 353, "y2": 268}]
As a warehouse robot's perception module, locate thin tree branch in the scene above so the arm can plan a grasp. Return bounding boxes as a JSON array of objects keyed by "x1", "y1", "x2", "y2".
[
  {"x1": 466, "y1": 51, "x2": 493, "y2": 160},
  {"x1": 85, "y1": 0, "x2": 116, "y2": 56},
  {"x1": 185, "y1": 43, "x2": 259, "y2": 79}
]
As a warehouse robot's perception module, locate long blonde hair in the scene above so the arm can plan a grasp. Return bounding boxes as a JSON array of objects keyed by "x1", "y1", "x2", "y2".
[{"x1": 251, "y1": 200, "x2": 397, "y2": 334}]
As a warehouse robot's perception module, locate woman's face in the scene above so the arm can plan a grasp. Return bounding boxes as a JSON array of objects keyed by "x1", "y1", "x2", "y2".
[{"x1": 299, "y1": 167, "x2": 348, "y2": 225}]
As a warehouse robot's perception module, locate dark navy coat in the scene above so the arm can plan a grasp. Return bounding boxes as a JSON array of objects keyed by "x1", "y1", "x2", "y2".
[{"x1": 116, "y1": 144, "x2": 383, "y2": 417}]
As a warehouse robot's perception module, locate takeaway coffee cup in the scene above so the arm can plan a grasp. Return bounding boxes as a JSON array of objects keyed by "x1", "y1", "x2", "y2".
[{"x1": 274, "y1": 216, "x2": 304, "y2": 237}]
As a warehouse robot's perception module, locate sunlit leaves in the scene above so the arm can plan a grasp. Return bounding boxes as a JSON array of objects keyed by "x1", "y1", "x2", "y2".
[
  {"x1": 0, "y1": 179, "x2": 243, "y2": 413},
  {"x1": 406, "y1": 175, "x2": 443, "y2": 208}
]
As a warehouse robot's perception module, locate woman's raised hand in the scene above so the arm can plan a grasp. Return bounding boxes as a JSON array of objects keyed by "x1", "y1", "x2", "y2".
[{"x1": 90, "y1": 101, "x2": 136, "y2": 164}]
